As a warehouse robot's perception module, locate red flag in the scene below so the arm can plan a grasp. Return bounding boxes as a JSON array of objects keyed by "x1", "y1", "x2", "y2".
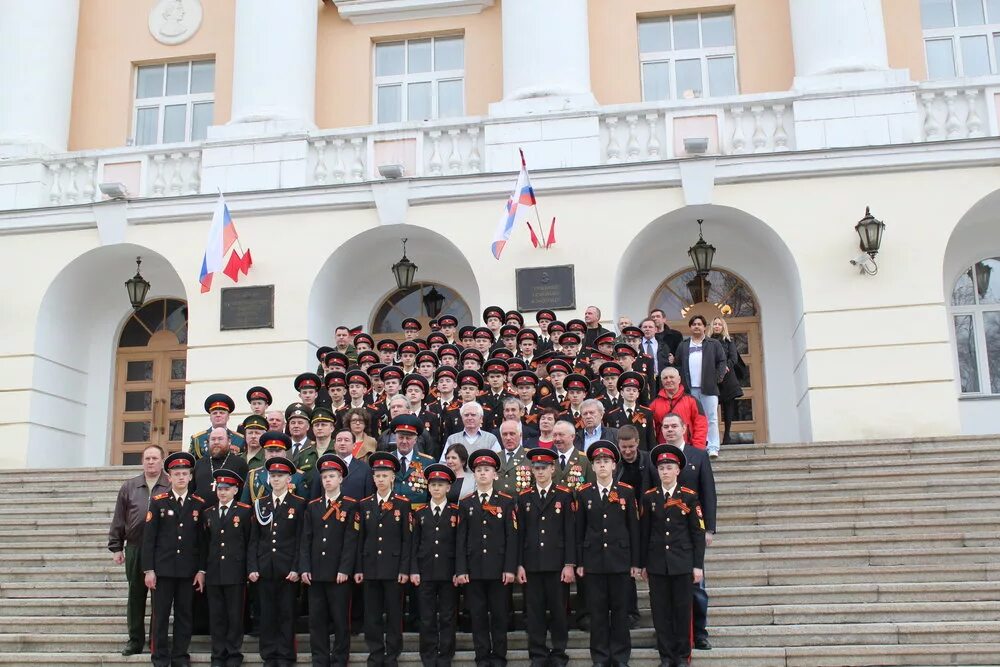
[
  {"x1": 545, "y1": 217, "x2": 556, "y2": 248},
  {"x1": 222, "y1": 251, "x2": 244, "y2": 283},
  {"x1": 239, "y1": 248, "x2": 253, "y2": 275},
  {"x1": 526, "y1": 222, "x2": 540, "y2": 248}
]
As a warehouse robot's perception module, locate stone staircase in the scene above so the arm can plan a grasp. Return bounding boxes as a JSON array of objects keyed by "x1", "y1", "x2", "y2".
[{"x1": 1, "y1": 435, "x2": 998, "y2": 665}]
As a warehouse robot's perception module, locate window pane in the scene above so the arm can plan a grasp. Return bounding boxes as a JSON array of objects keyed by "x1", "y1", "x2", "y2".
[
  {"x1": 408, "y1": 39, "x2": 433, "y2": 73},
  {"x1": 975, "y1": 258, "x2": 1000, "y2": 303},
  {"x1": 734, "y1": 398, "x2": 753, "y2": 421},
  {"x1": 921, "y1": 0, "x2": 956, "y2": 27},
  {"x1": 169, "y1": 420, "x2": 184, "y2": 442},
  {"x1": 954, "y1": 314, "x2": 981, "y2": 393},
  {"x1": 125, "y1": 391, "x2": 152, "y2": 412},
  {"x1": 122, "y1": 452, "x2": 142, "y2": 465},
  {"x1": 407, "y1": 81, "x2": 432, "y2": 121},
  {"x1": 190, "y1": 60, "x2": 215, "y2": 93},
  {"x1": 166, "y1": 62, "x2": 189, "y2": 96},
  {"x1": 638, "y1": 18, "x2": 671, "y2": 53},
  {"x1": 136, "y1": 65, "x2": 164, "y2": 99},
  {"x1": 126, "y1": 360, "x2": 154, "y2": 382},
  {"x1": 675, "y1": 58, "x2": 703, "y2": 98},
  {"x1": 123, "y1": 421, "x2": 151, "y2": 443},
  {"x1": 163, "y1": 104, "x2": 187, "y2": 143},
  {"x1": 982, "y1": 311, "x2": 1000, "y2": 392},
  {"x1": 642, "y1": 61, "x2": 670, "y2": 101},
  {"x1": 961, "y1": 34, "x2": 992, "y2": 75},
  {"x1": 170, "y1": 389, "x2": 185, "y2": 411},
  {"x1": 673, "y1": 15, "x2": 700, "y2": 49},
  {"x1": 192, "y1": 102, "x2": 213, "y2": 140},
  {"x1": 377, "y1": 85, "x2": 402, "y2": 123},
  {"x1": 438, "y1": 79, "x2": 463, "y2": 118},
  {"x1": 995, "y1": 33, "x2": 1000, "y2": 71},
  {"x1": 701, "y1": 12, "x2": 735, "y2": 47},
  {"x1": 957, "y1": 0, "x2": 986, "y2": 25},
  {"x1": 953, "y1": 267, "x2": 976, "y2": 305},
  {"x1": 134, "y1": 108, "x2": 159, "y2": 145},
  {"x1": 707, "y1": 57, "x2": 737, "y2": 96},
  {"x1": 375, "y1": 42, "x2": 405, "y2": 76},
  {"x1": 171, "y1": 359, "x2": 186, "y2": 380},
  {"x1": 435, "y1": 36, "x2": 464, "y2": 70},
  {"x1": 990, "y1": 0, "x2": 1000, "y2": 22},
  {"x1": 926, "y1": 38, "x2": 957, "y2": 78}
]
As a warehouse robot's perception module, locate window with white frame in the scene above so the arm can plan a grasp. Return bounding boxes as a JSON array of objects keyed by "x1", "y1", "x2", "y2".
[
  {"x1": 921, "y1": 0, "x2": 1000, "y2": 78},
  {"x1": 951, "y1": 257, "x2": 1000, "y2": 394},
  {"x1": 638, "y1": 12, "x2": 738, "y2": 102},
  {"x1": 374, "y1": 36, "x2": 465, "y2": 124},
  {"x1": 133, "y1": 60, "x2": 215, "y2": 146}
]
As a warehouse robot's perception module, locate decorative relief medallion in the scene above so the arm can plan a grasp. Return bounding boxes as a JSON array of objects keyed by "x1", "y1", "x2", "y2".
[{"x1": 149, "y1": 0, "x2": 203, "y2": 46}]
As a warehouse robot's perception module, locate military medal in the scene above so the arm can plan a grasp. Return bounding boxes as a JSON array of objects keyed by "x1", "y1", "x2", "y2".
[
  {"x1": 233, "y1": 516, "x2": 240, "y2": 527},
  {"x1": 555, "y1": 501, "x2": 562, "y2": 514},
  {"x1": 394, "y1": 509, "x2": 401, "y2": 521},
  {"x1": 167, "y1": 510, "x2": 174, "y2": 516}
]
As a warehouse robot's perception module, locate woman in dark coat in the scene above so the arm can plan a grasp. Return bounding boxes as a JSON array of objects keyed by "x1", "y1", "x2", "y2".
[{"x1": 711, "y1": 317, "x2": 745, "y2": 446}]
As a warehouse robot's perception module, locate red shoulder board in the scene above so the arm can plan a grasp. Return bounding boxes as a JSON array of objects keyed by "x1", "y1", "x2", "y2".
[
  {"x1": 361, "y1": 494, "x2": 375, "y2": 502},
  {"x1": 554, "y1": 484, "x2": 571, "y2": 493},
  {"x1": 190, "y1": 494, "x2": 205, "y2": 503},
  {"x1": 412, "y1": 503, "x2": 428, "y2": 511},
  {"x1": 343, "y1": 496, "x2": 357, "y2": 503},
  {"x1": 645, "y1": 487, "x2": 659, "y2": 495},
  {"x1": 309, "y1": 497, "x2": 323, "y2": 504},
  {"x1": 289, "y1": 493, "x2": 304, "y2": 500},
  {"x1": 460, "y1": 492, "x2": 475, "y2": 501},
  {"x1": 448, "y1": 503, "x2": 460, "y2": 510},
  {"x1": 153, "y1": 492, "x2": 169, "y2": 500},
  {"x1": 519, "y1": 488, "x2": 532, "y2": 495},
  {"x1": 236, "y1": 502, "x2": 251, "y2": 508},
  {"x1": 393, "y1": 494, "x2": 409, "y2": 501},
  {"x1": 577, "y1": 483, "x2": 592, "y2": 491},
  {"x1": 680, "y1": 486, "x2": 698, "y2": 496},
  {"x1": 497, "y1": 492, "x2": 513, "y2": 499},
  {"x1": 617, "y1": 482, "x2": 633, "y2": 489}
]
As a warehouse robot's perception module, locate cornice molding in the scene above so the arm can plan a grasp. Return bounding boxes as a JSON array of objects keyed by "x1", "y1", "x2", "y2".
[{"x1": 332, "y1": 0, "x2": 493, "y2": 25}]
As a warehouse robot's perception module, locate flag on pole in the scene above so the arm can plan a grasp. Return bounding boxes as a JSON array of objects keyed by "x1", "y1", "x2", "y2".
[
  {"x1": 526, "y1": 222, "x2": 541, "y2": 248},
  {"x1": 491, "y1": 149, "x2": 537, "y2": 260},
  {"x1": 199, "y1": 193, "x2": 252, "y2": 292},
  {"x1": 545, "y1": 216, "x2": 557, "y2": 249}
]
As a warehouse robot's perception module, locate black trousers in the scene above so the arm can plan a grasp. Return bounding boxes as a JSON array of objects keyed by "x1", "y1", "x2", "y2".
[
  {"x1": 647, "y1": 573, "x2": 693, "y2": 665},
  {"x1": 207, "y1": 583, "x2": 245, "y2": 666},
  {"x1": 585, "y1": 572, "x2": 631, "y2": 666},
  {"x1": 417, "y1": 580, "x2": 457, "y2": 665},
  {"x1": 693, "y1": 573, "x2": 709, "y2": 641},
  {"x1": 524, "y1": 571, "x2": 568, "y2": 666},
  {"x1": 466, "y1": 579, "x2": 508, "y2": 665},
  {"x1": 150, "y1": 575, "x2": 193, "y2": 667},
  {"x1": 364, "y1": 578, "x2": 403, "y2": 666},
  {"x1": 627, "y1": 578, "x2": 639, "y2": 618},
  {"x1": 258, "y1": 578, "x2": 298, "y2": 665},
  {"x1": 308, "y1": 580, "x2": 351, "y2": 667}
]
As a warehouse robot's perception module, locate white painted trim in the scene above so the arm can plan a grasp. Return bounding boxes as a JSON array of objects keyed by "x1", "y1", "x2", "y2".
[{"x1": 333, "y1": 0, "x2": 493, "y2": 25}]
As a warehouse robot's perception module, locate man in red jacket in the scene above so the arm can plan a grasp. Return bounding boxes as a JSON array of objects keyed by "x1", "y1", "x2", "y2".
[{"x1": 649, "y1": 367, "x2": 708, "y2": 448}]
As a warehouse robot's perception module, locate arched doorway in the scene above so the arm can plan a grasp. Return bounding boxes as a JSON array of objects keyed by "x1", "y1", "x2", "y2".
[
  {"x1": 650, "y1": 267, "x2": 767, "y2": 444},
  {"x1": 371, "y1": 282, "x2": 472, "y2": 341},
  {"x1": 111, "y1": 299, "x2": 188, "y2": 464}
]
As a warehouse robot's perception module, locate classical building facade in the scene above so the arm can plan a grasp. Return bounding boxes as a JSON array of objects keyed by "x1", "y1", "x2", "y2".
[{"x1": 1, "y1": 0, "x2": 998, "y2": 467}]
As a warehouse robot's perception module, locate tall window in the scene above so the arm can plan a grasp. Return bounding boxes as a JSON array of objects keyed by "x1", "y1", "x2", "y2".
[
  {"x1": 133, "y1": 60, "x2": 215, "y2": 146},
  {"x1": 951, "y1": 258, "x2": 1000, "y2": 394},
  {"x1": 921, "y1": 0, "x2": 1000, "y2": 78},
  {"x1": 374, "y1": 36, "x2": 465, "y2": 124},
  {"x1": 638, "y1": 12, "x2": 738, "y2": 102}
]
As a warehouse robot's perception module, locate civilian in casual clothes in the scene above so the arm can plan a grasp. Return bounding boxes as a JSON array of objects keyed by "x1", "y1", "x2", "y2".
[
  {"x1": 440, "y1": 401, "x2": 500, "y2": 461},
  {"x1": 711, "y1": 317, "x2": 745, "y2": 446},
  {"x1": 674, "y1": 315, "x2": 729, "y2": 458},
  {"x1": 649, "y1": 367, "x2": 708, "y2": 448},
  {"x1": 443, "y1": 443, "x2": 476, "y2": 503}
]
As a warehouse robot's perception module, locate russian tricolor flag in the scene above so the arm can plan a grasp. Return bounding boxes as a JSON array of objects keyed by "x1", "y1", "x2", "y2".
[
  {"x1": 491, "y1": 149, "x2": 537, "y2": 260},
  {"x1": 200, "y1": 193, "x2": 251, "y2": 292}
]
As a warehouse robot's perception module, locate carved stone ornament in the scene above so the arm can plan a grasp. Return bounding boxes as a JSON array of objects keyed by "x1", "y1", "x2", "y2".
[{"x1": 149, "y1": 0, "x2": 203, "y2": 45}]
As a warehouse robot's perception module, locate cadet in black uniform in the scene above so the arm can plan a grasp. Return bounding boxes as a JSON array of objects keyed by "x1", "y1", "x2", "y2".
[
  {"x1": 575, "y1": 441, "x2": 640, "y2": 667},
  {"x1": 248, "y1": 453, "x2": 306, "y2": 667},
  {"x1": 456, "y1": 449, "x2": 519, "y2": 667},
  {"x1": 641, "y1": 445, "x2": 706, "y2": 667},
  {"x1": 516, "y1": 448, "x2": 576, "y2": 667},
  {"x1": 301, "y1": 454, "x2": 358, "y2": 667},
  {"x1": 410, "y1": 463, "x2": 461, "y2": 667},
  {"x1": 142, "y1": 451, "x2": 206, "y2": 667},
  {"x1": 355, "y1": 452, "x2": 412, "y2": 667},
  {"x1": 200, "y1": 468, "x2": 252, "y2": 667}
]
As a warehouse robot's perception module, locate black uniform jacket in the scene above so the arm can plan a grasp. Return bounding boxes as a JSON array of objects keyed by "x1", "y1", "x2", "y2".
[
  {"x1": 677, "y1": 445, "x2": 718, "y2": 533},
  {"x1": 200, "y1": 500, "x2": 252, "y2": 585},
  {"x1": 410, "y1": 501, "x2": 461, "y2": 581},
  {"x1": 575, "y1": 482, "x2": 640, "y2": 574},
  {"x1": 247, "y1": 493, "x2": 306, "y2": 578},
  {"x1": 300, "y1": 495, "x2": 359, "y2": 581},
  {"x1": 355, "y1": 493, "x2": 412, "y2": 579},
  {"x1": 142, "y1": 492, "x2": 207, "y2": 577},
  {"x1": 456, "y1": 490, "x2": 519, "y2": 579},
  {"x1": 517, "y1": 485, "x2": 576, "y2": 572},
  {"x1": 639, "y1": 486, "x2": 706, "y2": 576}
]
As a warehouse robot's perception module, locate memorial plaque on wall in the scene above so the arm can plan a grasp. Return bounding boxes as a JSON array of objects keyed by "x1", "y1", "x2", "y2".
[
  {"x1": 515, "y1": 265, "x2": 576, "y2": 312},
  {"x1": 220, "y1": 285, "x2": 274, "y2": 330}
]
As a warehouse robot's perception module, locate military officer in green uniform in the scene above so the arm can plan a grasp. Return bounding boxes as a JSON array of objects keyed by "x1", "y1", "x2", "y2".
[
  {"x1": 189, "y1": 393, "x2": 246, "y2": 460},
  {"x1": 241, "y1": 432, "x2": 308, "y2": 503},
  {"x1": 242, "y1": 415, "x2": 268, "y2": 471}
]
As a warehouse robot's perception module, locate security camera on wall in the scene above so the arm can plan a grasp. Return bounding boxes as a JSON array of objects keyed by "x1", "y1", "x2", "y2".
[{"x1": 850, "y1": 252, "x2": 876, "y2": 274}]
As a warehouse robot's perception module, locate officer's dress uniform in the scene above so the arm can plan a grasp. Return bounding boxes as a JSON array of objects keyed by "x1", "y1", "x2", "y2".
[
  {"x1": 411, "y1": 500, "x2": 462, "y2": 667},
  {"x1": 640, "y1": 485, "x2": 706, "y2": 667},
  {"x1": 301, "y1": 494, "x2": 358, "y2": 667},
  {"x1": 456, "y1": 489, "x2": 518, "y2": 666},
  {"x1": 356, "y1": 492, "x2": 412, "y2": 666},
  {"x1": 517, "y1": 484, "x2": 576, "y2": 667},
  {"x1": 576, "y1": 482, "x2": 640, "y2": 667},
  {"x1": 142, "y1": 490, "x2": 207, "y2": 667},
  {"x1": 202, "y1": 498, "x2": 252, "y2": 666},
  {"x1": 248, "y1": 491, "x2": 306, "y2": 666}
]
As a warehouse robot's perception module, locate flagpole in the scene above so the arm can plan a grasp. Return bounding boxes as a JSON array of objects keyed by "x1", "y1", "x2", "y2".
[{"x1": 520, "y1": 148, "x2": 552, "y2": 250}]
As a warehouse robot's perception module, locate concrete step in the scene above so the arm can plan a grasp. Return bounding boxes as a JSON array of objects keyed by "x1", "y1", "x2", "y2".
[
  {"x1": 709, "y1": 546, "x2": 1000, "y2": 571},
  {"x1": 721, "y1": 502, "x2": 1000, "y2": 526},
  {"x1": 710, "y1": 562, "x2": 1000, "y2": 587}
]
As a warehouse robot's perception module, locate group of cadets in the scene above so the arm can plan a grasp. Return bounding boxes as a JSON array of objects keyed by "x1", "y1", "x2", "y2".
[{"x1": 152, "y1": 307, "x2": 710, "y2": 667}]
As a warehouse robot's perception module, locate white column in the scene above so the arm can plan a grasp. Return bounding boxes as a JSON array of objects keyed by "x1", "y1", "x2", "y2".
[
  {"x1": 0, "y1": 0, "x2": 80, "y2": 156},
  {"x1": 491, "y1": 0, "x2": 595, "y2": 115},
  {"x1": 215, "y1": 0, "x2": 318, "y2": 137},
  {"x1": 789, "y1": 0, "x2": 906, "y2": 90}
]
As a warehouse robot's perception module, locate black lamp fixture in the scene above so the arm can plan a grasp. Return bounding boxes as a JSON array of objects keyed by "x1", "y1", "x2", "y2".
[
  {"x1": 687, "y1": 219, "x2": 716, "y2": 276},
  {"x1": 423, "y1": 285, "x2": 446, "y2": 318},
  {"x1": 854, "y1": 207, "x2": 886, "y2": 275},
  {"x1": 391, "y1": 238, "x2": 418, "y2": 289},
  {"x1": 125, "y1": 256, "x2": 151, "y2": 310}
]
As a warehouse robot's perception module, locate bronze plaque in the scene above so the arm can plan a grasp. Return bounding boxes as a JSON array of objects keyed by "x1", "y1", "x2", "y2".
[
  {"x1": 220, "y1": 285, "x2": 274, "y2": 330},
  {"x1": 515, "y1": 265, "x2": 576, "y2": 312}
]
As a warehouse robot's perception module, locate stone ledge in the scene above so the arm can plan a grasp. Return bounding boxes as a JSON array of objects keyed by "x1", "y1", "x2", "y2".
[{"x1": 332, "y1": 0, "x2": 493, "y2": 24}]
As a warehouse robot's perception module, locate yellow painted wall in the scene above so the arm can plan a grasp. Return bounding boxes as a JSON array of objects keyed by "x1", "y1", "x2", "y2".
[
  {"x1": 589, "y1": 0, "x2": 795, "y2": 105},
  {"x1": 69, "y1": 0, "x2": 235, "y2": 151},
  {"x1": 316, "y1": 2, "x2": 503, "y2": 128},
  {"x1": 884, "y1": 0, "x2": 928, "y2": 81}
]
